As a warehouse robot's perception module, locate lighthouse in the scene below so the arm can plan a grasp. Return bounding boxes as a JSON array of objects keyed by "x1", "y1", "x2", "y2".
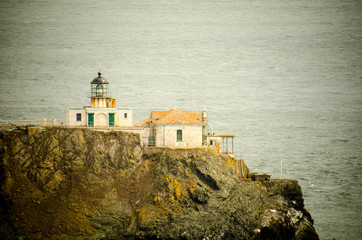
[
  {"x1": 66, "y1": 72, "x2": 133, "y2": 127},
  {"x1": 90, "y1": 72, "x2": 116, "y2": 108}
]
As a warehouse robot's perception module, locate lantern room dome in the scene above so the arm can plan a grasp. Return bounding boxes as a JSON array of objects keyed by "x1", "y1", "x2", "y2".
[{"x1": 91, "y1": 72, "x2": 109, "y2": 84}]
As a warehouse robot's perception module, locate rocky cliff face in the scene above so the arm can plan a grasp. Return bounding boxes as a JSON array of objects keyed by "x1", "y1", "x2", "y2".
[{"x1": 0, "y1": 127, "x2": 319, "y2": 239}]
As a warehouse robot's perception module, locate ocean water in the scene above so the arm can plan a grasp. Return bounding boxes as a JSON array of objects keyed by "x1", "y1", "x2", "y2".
[{"x1": 0, "y1": 0, "x2": 361, "y2": 239}]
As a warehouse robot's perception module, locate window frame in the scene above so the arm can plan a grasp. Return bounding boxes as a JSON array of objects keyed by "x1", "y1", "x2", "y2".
[
  {"x1": 176, "y1": 129, "x2": 183, "y2": 142},
  {"x1": 96, "y1": 84, "x2": 104, "y2": 97},
  {"x1": 76, "y1": 113, "x2": 82, "y2": 122}
]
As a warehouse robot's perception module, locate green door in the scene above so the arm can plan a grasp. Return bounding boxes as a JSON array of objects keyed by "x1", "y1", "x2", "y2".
[
  {"x1": 109, "y1": 113, "x2": 115, "y2": 126},
  {"x1": 148, "y1": 136, "x2": 155, "y2": 147},
  {"x1": 88, "y1": 113, "x2": 94, "y2": 126}
]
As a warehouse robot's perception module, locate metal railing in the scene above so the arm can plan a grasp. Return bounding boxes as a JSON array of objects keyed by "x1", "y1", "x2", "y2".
[
  {"x1": 0, "y1": 118, "x2": 62, "y2": 127},
  {"x1": 87, "y1": 91, "x2": 112, "y2": 98}
]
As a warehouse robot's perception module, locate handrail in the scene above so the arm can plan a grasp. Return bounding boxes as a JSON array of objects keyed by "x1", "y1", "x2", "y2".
[{"x1": 0, "y1": 118, "x2": 62, "y2": 127}]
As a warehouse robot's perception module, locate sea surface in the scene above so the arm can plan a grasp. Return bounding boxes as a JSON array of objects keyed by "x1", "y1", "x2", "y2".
[{"x1": 0, "y1": 0, "x2": 361, "y2": 239}]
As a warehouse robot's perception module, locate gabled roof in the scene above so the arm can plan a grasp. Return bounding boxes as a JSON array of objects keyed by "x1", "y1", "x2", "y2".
[
  {"x1": 153, "y1": 109, "x2": 203, "y2": 125},
  {"x1": 136, "y1": 109, "x2": 204, "y2": 126},
  {"x1": 135, "y1": 117, "x2": 151, "y2": 127},
  {"x1": 151, "y1": 111, "x2": 169, "y2": 121}
]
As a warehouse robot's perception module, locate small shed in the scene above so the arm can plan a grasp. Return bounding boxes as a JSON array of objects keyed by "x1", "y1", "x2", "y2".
[
  {"x1": 249, "y1": 173, "x2": 271, "y2": 182},
  {"x1": 207, "y1": 134, "x2": 235, "y2": 156}
]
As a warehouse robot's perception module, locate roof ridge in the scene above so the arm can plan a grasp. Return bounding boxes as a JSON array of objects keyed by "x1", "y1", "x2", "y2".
[{"x1": 154, "y1": 109, "x2": 202, "y2": 124}]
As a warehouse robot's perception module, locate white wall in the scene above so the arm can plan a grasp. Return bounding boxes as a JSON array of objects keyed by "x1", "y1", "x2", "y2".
[
  {"x1": 155, "y1": 124, "x2": 203, "y2": 147},
  {"x1": 95, "y1": 112, "x2": 107, "y2": 127},
  {"x1": 66, "y1": 108, "x2": 133, "y2": 127},
  {"x1": 66, "y1": 109, "x2": 87, "y2": 126},
  {"x1": 206, "y1": 136, "x2": 223, "y2": 154},
  {"x1": 121, "y1": 127, "x2": 152, "y2": 147},
  {"x1": 115, "y1": 109, "x2": 133, "y2": 127}
]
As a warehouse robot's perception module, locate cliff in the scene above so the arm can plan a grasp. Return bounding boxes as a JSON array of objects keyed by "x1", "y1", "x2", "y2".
[{"x1": 0, "y1": 127, "x2": 319, "y2": 240}]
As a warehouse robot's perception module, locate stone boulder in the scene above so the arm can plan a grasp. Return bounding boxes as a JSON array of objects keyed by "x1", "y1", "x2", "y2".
[{"x1": 0, "y1": 127, "x2": 319, "y2": 239}]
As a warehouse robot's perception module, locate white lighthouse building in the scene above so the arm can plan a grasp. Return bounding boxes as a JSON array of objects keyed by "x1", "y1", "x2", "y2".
[{"x1": 66, "y1": 72, "x2": 133, "y2": 127}]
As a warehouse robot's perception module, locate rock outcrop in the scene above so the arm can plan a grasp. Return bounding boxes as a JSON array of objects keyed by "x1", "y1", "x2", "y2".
[{"x1": 0, "y1": 127, "x2": 319, "y2": 239}]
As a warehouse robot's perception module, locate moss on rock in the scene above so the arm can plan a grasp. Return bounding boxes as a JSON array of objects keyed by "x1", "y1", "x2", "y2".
[{"x1": 0, "y1": 127, "x2": 319, "y2": 239}]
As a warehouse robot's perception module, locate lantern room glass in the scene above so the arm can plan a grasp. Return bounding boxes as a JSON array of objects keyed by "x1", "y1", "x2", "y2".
[{"x1": 91, "y1": 83, "x2": 108, "y2": 97}]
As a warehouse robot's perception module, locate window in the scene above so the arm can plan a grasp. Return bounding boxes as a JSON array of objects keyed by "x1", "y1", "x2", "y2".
[
  {"x1": 210, "y1": 140, "x2": 215, "y2": 146},
  {"x1": 177, "y1": 129, "x2": 182, "y2": 142},
  {"x1": 76, "y1": 113, "x2": 82, "y2": 121},
  {"x1": 124, "y1": 113, "x2": 128, "y2": 118},
  {"x1": 96, "y1": 84, "x2": 103, "y2": 97}
]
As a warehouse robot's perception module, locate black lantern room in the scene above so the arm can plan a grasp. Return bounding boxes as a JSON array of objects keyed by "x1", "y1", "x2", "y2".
[{"x1": 90, "y1": 72, "x2": 109, "y2": 98}]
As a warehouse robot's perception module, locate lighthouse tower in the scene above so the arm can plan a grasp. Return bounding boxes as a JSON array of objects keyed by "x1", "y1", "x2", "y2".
[
  {"x1": 66, "y1": 72, "x2": 133, "y2": 127},
  {"x1": 90, "y1": 72, "x2": 116, "y2": 108}
]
